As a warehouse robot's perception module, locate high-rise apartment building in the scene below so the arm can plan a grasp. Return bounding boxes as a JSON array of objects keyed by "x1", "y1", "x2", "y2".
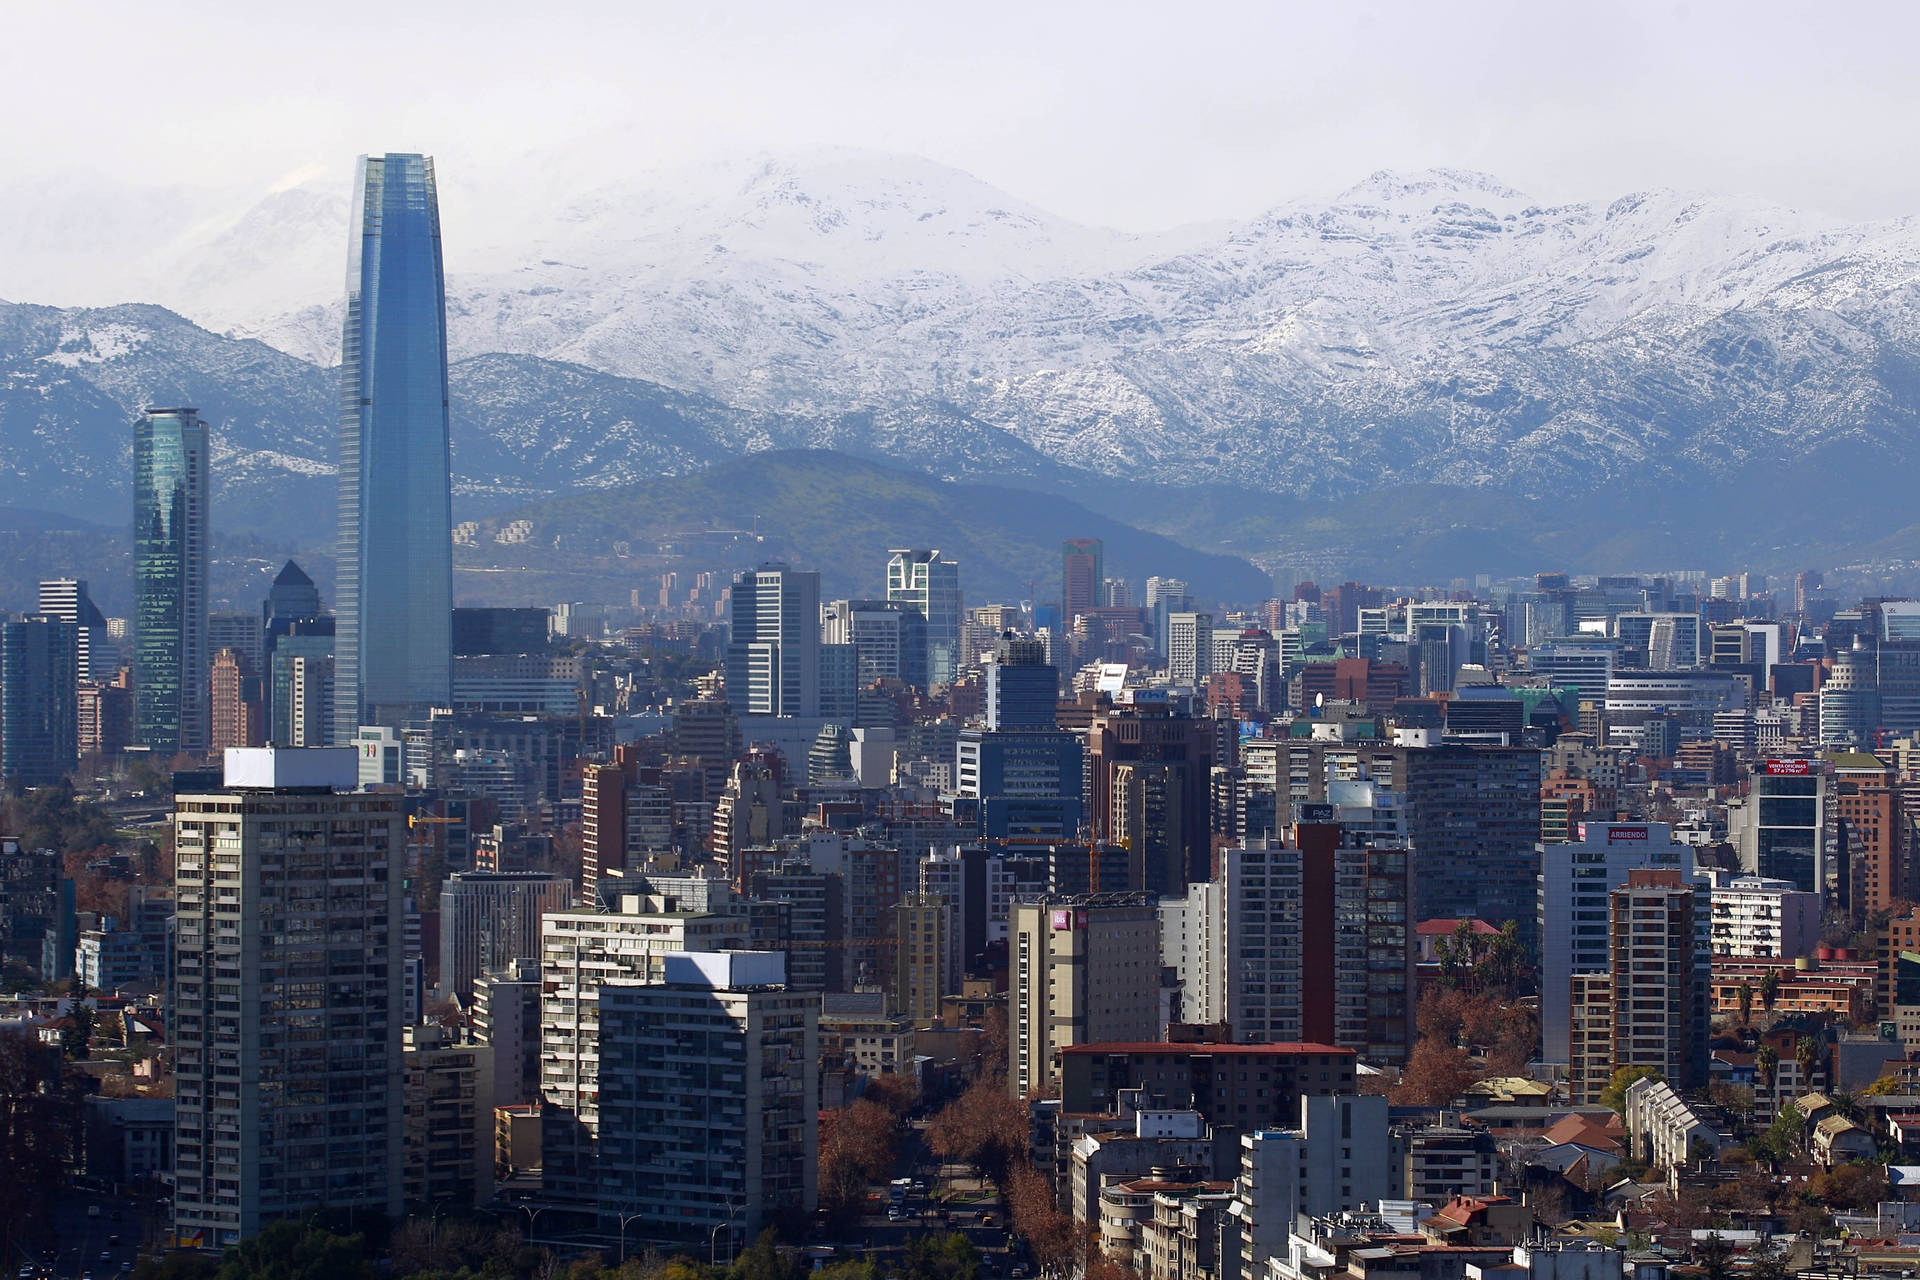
[
  {"x1": 1009, "y1": 893, "x2": 1161, "y2": 1097},
  {"x1": 886, "y1": 549, "x2": 962, "y2": 687},
  {"x1": 335, "y1": 153, "x2": 454, "y2": 737},
  {"x1": 209, "y1": 649, "x2": 264, "y2": 751},
  {"x1": 37, "y1": 579, "x2": 108, "y2": 682},
  {"x1": 724, "y1": 564, "x2": 821, "y2": 716},
  {"x1": 172, "y1": 748, "x2": 404, "y2": 1247},
  {"x1": 1537, "y1": 822, "x2": 1696, "y2": 1066},
  {"x1": 1, "y1": 617, "x2": 78, "y2": 787},
  {"x1": 594, "y1": 952, "x2": 817, "y2": 1244},
  {"x1": 538, "y1": 898, "x2": 751, "y2": 1200},
  {"x1": 437, "y1": 872, "x2": 573, "y2": 1006},
  {"x1": 1568, "y1": 869, "x2": 1709, "y2": 1105},
  {"x1": 1831, "y1": 753, "x2": 1910, "y2": 912},
  {"x1": 471, "y1": 958, "x2": 542, "y2": 1107},
  {"x1": 894, "y1": 892, "x2": 955, "y2": 1023},
  {"x1": 1184, "y1": 827, "x2": 1413, "y2": 1061},
  {"x1": 134, "y1": 406, "x2": 209, "y2": 756},
  {"x1": 401, "y1": 1024, "x2": 494, "y2": 1209},
  {"x1": 1062, "y1": 539, "x2": 1105, "y2": 621},
  {"x1": 1087, "y1": 706, "x2": 1218, "y2": 895}
]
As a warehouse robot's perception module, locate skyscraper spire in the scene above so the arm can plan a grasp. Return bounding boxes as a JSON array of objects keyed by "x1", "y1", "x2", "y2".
[{"x1": 335, "y1": 153, "x2": 454, "y2": 737}]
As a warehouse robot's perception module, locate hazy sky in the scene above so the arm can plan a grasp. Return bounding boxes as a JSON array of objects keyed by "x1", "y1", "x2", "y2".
[{"x1": 11, "y1": 0, "x2": 1920, "y2": 229}]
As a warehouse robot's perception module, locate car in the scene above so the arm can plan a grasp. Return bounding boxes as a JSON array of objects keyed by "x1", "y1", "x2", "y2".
[
  {"x1": 980, "y1": 1214, "x2": 996, "y2": 1226},
  {"x1": 111, "y1": 1211, "x2": 122, "y2": 1222},
  {"x1": 87, "y1": 1205, "x2": 101, "y2": 1219}
]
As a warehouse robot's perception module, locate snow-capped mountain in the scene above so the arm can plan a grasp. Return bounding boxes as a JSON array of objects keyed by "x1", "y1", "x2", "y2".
[{"x1": 7, "y1": 148, "x2": 1920, "y2": 570}]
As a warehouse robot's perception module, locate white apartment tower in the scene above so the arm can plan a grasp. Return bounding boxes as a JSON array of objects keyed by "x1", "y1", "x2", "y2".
[{"x1": 171, "y1": 748, "x2": 404, "y2": 1247}]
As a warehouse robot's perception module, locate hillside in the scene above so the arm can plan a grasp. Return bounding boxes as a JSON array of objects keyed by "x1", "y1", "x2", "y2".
[{"x1": 460, "y1": 450, "x2": 1272, "y2": 607}]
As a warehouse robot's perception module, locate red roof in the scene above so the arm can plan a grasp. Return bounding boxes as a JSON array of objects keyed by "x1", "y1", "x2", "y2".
[{"x1": 1062, "y1": 1042, "x2": 1355, "y2": 1057}]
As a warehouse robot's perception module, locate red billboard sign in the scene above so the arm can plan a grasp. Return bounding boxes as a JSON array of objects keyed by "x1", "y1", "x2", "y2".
[{"x1": 1765, "y1": 759, "x2": 1812, "y2": 776}]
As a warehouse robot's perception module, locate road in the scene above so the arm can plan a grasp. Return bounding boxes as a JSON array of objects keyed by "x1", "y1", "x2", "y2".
[
  {"x1": 43, "y1": 1188, "x2": 140, "y2": 1280},
  {"x1": 827, "y1": 1119, "x2": 1020, "y2": 1272}
]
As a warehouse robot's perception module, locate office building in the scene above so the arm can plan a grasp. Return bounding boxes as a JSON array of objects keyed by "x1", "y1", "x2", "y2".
[
  {"x1": 1009, "y1": 894, "x2": 1160, "y2": 1097},
  {"x1": 263, "y1": 560, "x2": 322, "y2": 627},
  {"x1": 37, "y1": 579, "x2": 108, "y2": 682},
  {"x1": 1567, "y1": 869, "x2": 1709, "y2": 1105},
  {"x1": 724, "y1": 564, "x2": 821, "y2": 716},
  {"x1": 580, "y1": 751, "x2": 676, "y2": 903},
  {"x1": 1087, "y1": 706, "x2": 1217, "y2": 895},
  {"x1": 1166, "y1": 612, "x2": 1213, "y2": 685},
  {"x1": 955, "y1": 726, "x2": 1084, "y2": 843},
  {"x1": 1265, "y1": 741, "x2": 1542, "y2": 956},
  {"x1": 747, "y1": 860, "x2": 846, "y2": 992},
  {"x1": 1709, "y1": 875, "x2": 1820, "y2": 959},
  {"x1": 1537, "y1": 822, "x2": 1696, "y2": 1065},
  {"x1": 133, "y1": 406, "x2": 210, "y2": 756},
  {"x1": 451, "y1": 607, "x2": 549, "y2": 656},
  {"x1": 172, "y1": 748, "x2": 404, "y2": 1246},
  {"x1": 401, "y1": 1024, "x2": 494, "y2": 1208},
  {"x1": 1730, "y1": 759, "x2": 1827, "y2": 894},
  {"x1": 438, "y1": 872, "x2": 573, "y2": 1006},
  {"x1": 594, "y1": 952, "x2": 816, "y2": 1244},
  {"x1": 1, "y1": 617, "x2": 78, "y2": 786},
  {"x1": 886, "y1": 549, "x2": 962, "y2": 686},
  {"x1": 985, "y1": 633, "x2": 1058, "y2": 730},
  {"x1": 208, "y1": 613, "x2": 265, "y2": 678},
  {"x1": 1063, "y1": 539, "x2": 1104, "y2": 621},
  {"x1": 335, "y1": 153, "x2": 455, "y2": 736},
  {"x1": 77, "y1": 671, "x2": 135, "y2": 759},
  {"x1": 822, "y1": 599, "x2": 921, "y2": 686}
]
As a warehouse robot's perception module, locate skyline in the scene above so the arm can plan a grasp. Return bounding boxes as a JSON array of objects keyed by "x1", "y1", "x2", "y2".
[{"x1": 5, "y1": 1, "x2": 1920, "y2": 240}]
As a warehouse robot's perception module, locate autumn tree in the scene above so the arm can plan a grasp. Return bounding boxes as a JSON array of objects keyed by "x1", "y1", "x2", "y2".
[
  {"x1": 927, "y1": 1078, "x2": 1028, "y2": 1184},
  {"x1": 818, "y1": 1099, "x2": 903, "y2": 1225},
  {"x1": 1390, "y1": 1040, "x2": 1476, "y2": 1107},
  {"x1": 1004, "y1": 1164, "x2": 1076, "y2": 1275}
]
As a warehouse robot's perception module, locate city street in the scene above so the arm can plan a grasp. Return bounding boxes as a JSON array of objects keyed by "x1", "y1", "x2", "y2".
[{"x1": 42, "y1": 1188, "x2": 141, "y2": 1280}]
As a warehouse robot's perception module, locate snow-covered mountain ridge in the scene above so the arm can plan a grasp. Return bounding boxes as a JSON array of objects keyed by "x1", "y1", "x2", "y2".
[{"x1": 7, "y1": 148, "x2": 1920, "y2": 550}]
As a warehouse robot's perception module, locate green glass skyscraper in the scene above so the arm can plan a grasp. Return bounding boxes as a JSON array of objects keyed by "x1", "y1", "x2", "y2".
[
  {"x1": 335, "y1": 153, "x2": 454, "y2": 737},
  {"x1": 133, "y1": 406, "x2": 209, "y2": 757}
]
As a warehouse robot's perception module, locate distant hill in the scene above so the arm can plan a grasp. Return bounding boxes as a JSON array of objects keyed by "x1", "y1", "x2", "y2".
[{"x1": 462, "y1": 450, "x2": 1272, "y2": 607}]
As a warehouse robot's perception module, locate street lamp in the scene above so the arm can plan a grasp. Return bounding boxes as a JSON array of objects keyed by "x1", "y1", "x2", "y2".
[{"x1": 616, "y1": 1210, "x2": 649, "y2": 1264}]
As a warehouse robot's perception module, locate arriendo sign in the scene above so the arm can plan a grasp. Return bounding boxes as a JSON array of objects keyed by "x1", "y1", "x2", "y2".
[{"x1": 1607, "y1": 826, "x2": 1649, "y2": 841}]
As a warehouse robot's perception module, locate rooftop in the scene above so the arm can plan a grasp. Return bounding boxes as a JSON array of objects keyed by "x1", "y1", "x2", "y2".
[{"x1": 1063, "y1": 1041, "x2": 1354, "y2": 1058}]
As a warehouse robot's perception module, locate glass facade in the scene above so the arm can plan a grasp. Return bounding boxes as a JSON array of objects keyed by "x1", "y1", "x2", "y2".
[
  {"x1": 133, "y1": 407, "x2": 209, "y2": 757},
  {"x1": 335, "y1": 154, "x2": 454, "y2": 736},
  {"x1": 2, "y1": 617, "x2": 78, "y2": 785}
]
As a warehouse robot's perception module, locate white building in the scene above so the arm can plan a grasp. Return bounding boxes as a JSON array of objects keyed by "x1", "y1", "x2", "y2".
[
  {"x1": 1167, "y1": 613, "x2": 1215, "y2": 686},
  {"x1": 1707, "y1": 873, "x2": 1821, "y2": 959},
  {"x1": 1538, "y1": 822, "x2": 1696, "y2": 1065},
  {"x1": 1622, "y1": 1075, "x2": 1726, "y2": 1171},
  {"x1": 538, "y1": 897, "x2": 752, "y2": 1201},
  {"x1": 172, "y1": 748, "x2": 404, "y2": 1247},
  {"x1": 1234, "y1": 1096, "x2": 1390, "y2": 1280}
]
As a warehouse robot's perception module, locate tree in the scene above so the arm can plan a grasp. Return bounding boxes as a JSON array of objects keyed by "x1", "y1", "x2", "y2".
[
  {"x1": 1795, "y1": 1036, "x2": 1820, "y2": 1090},
  {"x1": 727, "y1": 1230, "x2": 803, "y2": 1280},
  {"x1": 1736, "y1": 979, "x2": 1754, "y2": 1030},
  {"x1": 1598, "y1": 1066, "x2": 1662, "y2": 1116},
  {"x1": 1864, "y1": 1072, "x2": 1904, "y2": 1097},
  {"x1": 1759, "y1": 968, "x2": 1781, "y2": 1014},
  {"x1": 898, "y1": 1233, "x2": 980, "y2": 1280},
  {"x1": 926, "y1": 1079, "x2": 1028, "y2": 1184},
  {"x1": 1390, "y1": 1040, "x2": 1476, "y2": 1107},
  {"x1": 1756, "y1": 1045, "x2": 1778, "y2": 1099},
  {"x1": 1756, "y1": 1102, "x2": 1805, "y2": 1165},
  {"x1": 214, "y1": 1220, "x2": 376, "y2": 1280},
  {"x1": 1695, "y1": 1234, "x2": 1734, "y2": 1280},
  {"x1": 61, "y1": 996, "x2": 95, "y2": 1061},
  {"x1": 0, "y1": 1030, "x2": 74, "y2": 1266},
  {"x1": 819, "y1": 1099, "x2": 902, "y2": 1226},
  {"x1": 1004, "y1": 1165, "x2": 1076, "y2": 1275},
  {"x1": 1809, "y1": 1161, "x2": 1891, "y2": 1210}
]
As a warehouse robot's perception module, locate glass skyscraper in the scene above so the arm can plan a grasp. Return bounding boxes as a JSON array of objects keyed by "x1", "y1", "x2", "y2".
[
  {"x1": 133, "y1": 406, "x2": 209, "y2": 757},
  {"x1": 335, "y1": 153, "x2": 454, "y2": 736}
]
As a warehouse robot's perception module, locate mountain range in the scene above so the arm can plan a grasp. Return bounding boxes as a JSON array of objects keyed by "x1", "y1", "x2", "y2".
[{"x1": 8, "y1": 147, "x2": 1920, "y2": 584}]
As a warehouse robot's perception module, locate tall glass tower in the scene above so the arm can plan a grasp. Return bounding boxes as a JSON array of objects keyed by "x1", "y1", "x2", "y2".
[
  {"x1": 335, "y1": 153, "x2": 454, "y2": 737},
  {"x1": 133, "y1": 406, "x2": 209, "y2": 757}
]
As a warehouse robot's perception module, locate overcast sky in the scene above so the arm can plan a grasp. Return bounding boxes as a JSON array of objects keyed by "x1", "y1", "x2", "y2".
[{"x1": 10, "y1": 0, "x2": 1919, "y2": 229}]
